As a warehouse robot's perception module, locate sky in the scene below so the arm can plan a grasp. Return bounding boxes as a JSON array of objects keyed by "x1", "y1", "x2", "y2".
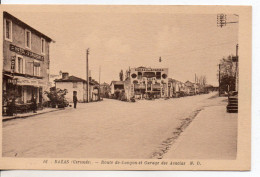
[{"x1": 6, "y1": 8, "x2": 238, "y2": 86}]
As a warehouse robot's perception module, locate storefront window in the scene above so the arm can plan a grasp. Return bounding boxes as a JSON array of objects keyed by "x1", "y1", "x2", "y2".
[
  {"x1": 156, "y1": 72, "x2": 161, "y2": 79},
  {"x1": 16, "y1": 86, "x2": 23, "y2": 103}
]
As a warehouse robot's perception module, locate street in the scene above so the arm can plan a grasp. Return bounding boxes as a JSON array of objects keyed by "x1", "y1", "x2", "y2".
[{"x1": 2, "y1": 92, "x2": 237, "y2": 159}]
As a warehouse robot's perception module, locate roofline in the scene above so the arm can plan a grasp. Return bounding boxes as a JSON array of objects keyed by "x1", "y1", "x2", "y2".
[
  {"x1": 55, "y1": 79, "x2": 96, "y2": 85},
  {"x1": 55, "y1": 76, "x2": 100, "y2": 85},
  {"x1": 54, "y1": 80, "x2": 86, "y2": 83},
  {"x1": 3, "y1": 11, "x2": 54, "y2": 42}
]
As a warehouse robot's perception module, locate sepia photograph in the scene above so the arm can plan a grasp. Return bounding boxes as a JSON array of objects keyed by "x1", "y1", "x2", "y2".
[{"x1": 0, "y1": 5, "x2": 251, "y2": 170}]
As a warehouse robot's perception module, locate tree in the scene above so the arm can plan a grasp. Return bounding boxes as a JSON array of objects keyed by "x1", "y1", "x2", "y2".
[
  {"x1": 218, "y1": 56, "x2": 236, "y2": 93},
  {"x1": 125, "y1": 68, "x2": 130, "y2": 80},
  {"x1": 199, "y1": 75, "x2": 207, "y2": 86},
  {"x1": 119, "y1": 70, "x2": 124, "y2": 81},
  {"x1": 44, "y1": 87, "x2": 69, "y2": 108}
]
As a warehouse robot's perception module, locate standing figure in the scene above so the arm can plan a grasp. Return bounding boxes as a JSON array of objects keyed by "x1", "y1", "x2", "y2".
[
  {"x1": 8, "y1": 96, "x2": 16, "y2": 116},
  {"x1": 32, "y1": 95, "x2": 37, "y2": 113},
  {"x1": 73, "y1": 92, "x2": 78, "y2": 109}
]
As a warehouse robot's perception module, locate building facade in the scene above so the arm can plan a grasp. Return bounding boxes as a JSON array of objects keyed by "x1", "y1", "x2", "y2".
[
  {"x1": 168, "y1": 78, "x2": 181, "y2": 97},
  {"x1": 127, "y1": 67, "x2": 169, "y2": 99},
  {"x1": 2, "y1": 12, "x2": 52, "y2": 114},
  {"x1": 184, "y1": 81, "x2": 196, "y2": 95},
  {"x1": 55, "y1": 73, "x2": 99, "y2": 103},
  {"x1": 100, "y1": 82, "x2": 111, "y2": 98}
]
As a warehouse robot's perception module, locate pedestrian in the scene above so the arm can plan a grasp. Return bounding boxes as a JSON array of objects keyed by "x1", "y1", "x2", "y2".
[
  {"x1": 9, "y1": 96, "x2": 16, "y2": 116},
  {"x1": 73, "y1": 94, "x2": 78, "y2": 109},
  {"x1": 32, "y1": 95, "x2": 37, "y2": 113}
]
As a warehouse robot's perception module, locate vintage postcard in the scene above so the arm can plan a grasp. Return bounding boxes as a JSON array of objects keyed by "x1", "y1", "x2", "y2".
[{"x1": 0, "y1": 5, "x2": 251, "y2": 170}]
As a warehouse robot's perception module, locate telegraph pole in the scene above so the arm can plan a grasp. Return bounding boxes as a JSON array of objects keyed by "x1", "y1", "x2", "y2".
[
  {"x1": 219, "y1": 64, "x2": 221, "y2": 96},
  {"x1": 235, "y1": 44, "x2": 239, "y2": 91},
  {"x1": 86, "y1": 49, "x2": 89, "y2": 103},
  {"x1": 217, "y1": 14, "x2": 238, "y2": 28},
  {"x1": 99, "y1": 65, "x2": 101, "y2": 101},
  {"x1": 194, "y1": 73, "x2": 196, "y2": 94}
]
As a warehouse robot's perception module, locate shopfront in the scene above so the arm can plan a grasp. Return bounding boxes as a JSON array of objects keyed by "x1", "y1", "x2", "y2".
[
  {"x1": 129, "y1": 67, "x2": 169, "y2": 99},
  {"x1": 2, "y1": 74, "x2": 49, "y2": 115}
]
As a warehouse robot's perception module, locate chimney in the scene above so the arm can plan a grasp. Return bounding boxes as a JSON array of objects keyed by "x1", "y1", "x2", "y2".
[{"x1": 62, "y1": 72, "x2": 69, "y2": 80}]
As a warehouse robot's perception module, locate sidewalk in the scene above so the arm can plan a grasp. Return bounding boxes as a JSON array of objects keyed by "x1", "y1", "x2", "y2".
[
  {"x1": 2, "y1": 108, "x2": 65, "y2": 121},
  {"x1": 163, "y1": 105, "x2": 238, "y2": 159}
]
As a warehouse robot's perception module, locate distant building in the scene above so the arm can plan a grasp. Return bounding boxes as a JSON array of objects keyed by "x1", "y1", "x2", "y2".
[
  {"x1": 128, "y1": 66, "x2": 169, "y2": 99},
  {"x1": 110, "y1": 81, "x2": 125, "y2": 94},
  {"x1": 100, "y1": 82, "x2": 111, "y2": 98},
  {"x1": 185, "y1": 81, "x2": 196, "y2": 95},
  {"x1": 2, "y1": 11, "x2": 53, "y2": 114},
  {"x1": 168, "y1": 78, "x2": 181, "y2": 97},
  {"x1": 55, "y1": 72, "x2": 99, "y2": 103}
]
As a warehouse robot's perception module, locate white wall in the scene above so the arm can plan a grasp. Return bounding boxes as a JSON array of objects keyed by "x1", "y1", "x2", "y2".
[{"x1": 56, "y1": 82, "x2": 84, "y2": 102}]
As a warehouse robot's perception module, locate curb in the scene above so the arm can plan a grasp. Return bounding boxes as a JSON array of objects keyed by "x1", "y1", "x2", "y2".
[{"x1": 2, "y1": 108, "x2": 64, "y2": 122}]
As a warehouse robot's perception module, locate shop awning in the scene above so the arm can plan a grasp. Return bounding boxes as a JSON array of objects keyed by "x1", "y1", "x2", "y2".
[
  {"x1": 4, "y1": 73, "x2": 14, "y2": 78},
  {"x1": 13, "y1": 76, "x2": 49, "y2": 87}
]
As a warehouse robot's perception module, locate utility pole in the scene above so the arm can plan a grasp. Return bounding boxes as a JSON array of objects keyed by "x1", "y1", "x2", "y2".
[
  {"x1": 99, "y1": 65, "x2": 101, "y2": 101},
  {"x1": 195, "y1": 73, "x2": 197, "y2": 94},
  {"x1": 86, "y1": 48, "x2": 89, "y2": 103},
  {"x1": 235, "y1": 44, "x2": 239, "y2": 92},
  {"x1": 231, "y1": 44, "x2": 239, "y2": 92},
  {"x1": 217, "y1": 14, "x2": 238, "y2": 28},
  {"x1": 219, "y1": 64, "x2": 221, "y2": 96}
]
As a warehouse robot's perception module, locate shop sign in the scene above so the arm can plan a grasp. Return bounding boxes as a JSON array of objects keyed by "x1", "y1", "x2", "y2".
[
  {"x1": 11, "y1": 57, "x2": 15, "y2": 72},
  {"x1": 10, "y1": 44, "x2": 44, "y2": 61},
  {"x1": 135, "y1": 68, "x2": 164, "y2": 72},
  {"x1": 15, "y1": 77, "x2": 48, "y2": 87},
  {"x1": 7, "y1": 78, "x2": 17, "y2": 85}
]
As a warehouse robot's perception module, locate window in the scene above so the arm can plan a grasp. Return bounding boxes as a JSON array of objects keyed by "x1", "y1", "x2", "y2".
[
  {"x1": 137, "y1": 72, "x2": 142, "y2": 79},
  {"x1": 73, "y1": 82, "x2": 77, "y2": 88},
  {"x1": 25, "y1": 29, "x2": 31, "y2": 49},
  {"x1": 33, "y1": 62, "x2": 41, "y2": 76},
  {"x1": 156, "y1": 72, "x2": 161, "y2": 79},
  {"x1": 15, "y1": 55, "x2": 25, "y2": 74},
  {"x1": 18, "y1": 57, "x2": 23, "y2": 73},
  {"x1": 41, "y1": 38, "x2": 45, "y2": 54},
  {"x1": 4, "y1": 19, "x2": 12, "y2": 41}
]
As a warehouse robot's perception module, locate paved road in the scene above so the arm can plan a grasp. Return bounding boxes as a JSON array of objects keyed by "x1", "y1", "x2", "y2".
[
  {"x1": 164, "y1": 105, "x2": 237, "y2": 159},
  {"x1": 2, "y1": 92, "x2": 232, "y2": 158}
]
